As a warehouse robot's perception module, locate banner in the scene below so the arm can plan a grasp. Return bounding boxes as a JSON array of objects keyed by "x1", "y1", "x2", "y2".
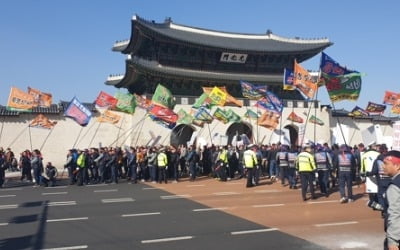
[
  {"x1": 383, "y1": 90, "x2": 400, "y2": 105},
  {"x1": 365, "y1": 101, "x2": 386, "y2": 115},
  {"x1": 115, "y1": 92, "x2": 136, "y2": 114},
  {"x1": 95, "y1": 91, "x2": 118, "y2": 108},
  {"x1": 148, "y1": 104, "x2": 178, "y2": 124},
  {"x1": 28, "y1": 87, "x2": 52, "y2": 107},
  {"x1": 283, "y1": 68, "x2": 296, "y2": 90},
  {"x1": 293, "y1": 61, "x2": 318, "y2": 99},
  {"x1": 97, "y1": 110, "x2": 121, "y2": 124},
  {"x1": 309, "y1": 115, "x2": 324, "y2": 126},
  {"x1": 64, "y1": 97, "x2": 92, "y2": 126},
  {"x1": 7, "y1": 87, "x2": 35, "y2": 111},
  {"x1": 29, "y1": 114, "x2": 57, "y2": 129},
  {"x1": 257, "y1": 110, "x2": 280, "y2": 130},
  {"x1": 213, "y1": 107, "x2": 229, "y2": 124},
  {"x1": 152, "y1": 84, "x2": 176, "y2": 110},
  {"x1": 348, "y1": 106, "x2": 369, "y2": 117},
  {"x1": 240, "y1": 80, "x2": 266, "y2": 100},
  {"x1": 193, "y1": 107, "x2": 213, "y2": 123},
  {"x1": 287, "y1": 111, "x2": 303, "y2": 123}
]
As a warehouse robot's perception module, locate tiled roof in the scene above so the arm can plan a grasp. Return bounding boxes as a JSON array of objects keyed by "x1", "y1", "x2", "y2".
[
  {"x1": 0, "y1": 102, "x2": 97, "y2": 116},
  {"x1": 0, "y1": 106, "x2": 19, "y2": 116}
]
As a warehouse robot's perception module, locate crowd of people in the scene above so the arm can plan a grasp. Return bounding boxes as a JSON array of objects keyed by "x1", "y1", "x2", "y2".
[{"x1": 0, "y1": 142, "x2": 400, "y2": 248}]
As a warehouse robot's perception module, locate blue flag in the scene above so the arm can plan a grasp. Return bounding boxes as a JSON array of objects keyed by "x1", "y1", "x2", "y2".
[{"x1": 64, "y1": 97, "x2": 92, "y2": 126}]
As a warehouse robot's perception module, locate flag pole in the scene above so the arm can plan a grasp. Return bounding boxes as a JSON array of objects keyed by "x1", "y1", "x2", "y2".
[
  {"x1": 0, "y1": 116, "x2": 4, "y2": 145},
  {"x1": 109, "y1": 113, "x2": 146, "y2": 147},
  {"x1": 72, "y1": 126, "x2": 84, "y2": 149},
  {"x1": 116, "y1": 116, "x2": 125, "y2": 147},
  {"x1": 331, "y1": 102, "x2": 348, "y2": 147},
  {"x1": 88, "y1": 122, "x2": 102, "y2": 148},
  {"x1": 40, "y1": 126, "x2": 55, "y2": 152},
  {"x1": 75, "y1": 121, "x2": 96, "y2": 147},
  {"x1": 7, "y1": 126, "x2": 28, "y2": 149},
  {"x1": 135, "y1": 114, "x2": 147, "y2": 146}
]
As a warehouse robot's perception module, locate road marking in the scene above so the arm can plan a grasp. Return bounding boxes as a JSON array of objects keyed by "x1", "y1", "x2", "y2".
[
  {"x1": 42, "y1": 245, "x2": 88, "y2": 250},
  {"x1": 254, "y1": 189, "x2": 279, "y2": 193},
  {"x1": 86, "y1": 184, "x2": 108, "y2": 187},
  {"x1": 94, "y1": 189, "x2": 118, "y2": 193},
  {"x1": 161, "y1": 194, "x2": 191, "y2": 199},
  {"x1": 252, "y1": 204, "x2": 285, "y2": 208},
  {"x1": 122, "y1": 212, "x2": 161, "y2": 217},
  {"x1": 213, "y1": 192, "x2": 240, "y2": 196},
  {"x1": 143, "y1": 187, "x2": 162, "y2": 190},
  {"x1": 101, "y1": 198, "x2": 134, "y2": 203},
  {"x1": 314, "y1": 221, "x2": 358, "y2": 227},
  {"x1": 231, "y1": 228, "x2": 278, "y2": 235},
  {"x1": 42, "y1": 192, "x2": 68, "y2": 195},
  {"x1": 0, "y1": 188, "x2": 22, "y2": 191},
  {"x1": 226, "y1": 182, "x2": 242, "y2": 185},
  {"x1": 47, "y1": 201, "x2": 77, "y2": 207},
  {"x1": 193, "y1": 207, "x2": 229, "y2": 212},
  {"x1": 0, "y1": 204, "x2": 18, "y2": 209},
  {"x1": 186, "y1": 184, "x2": 205, "y2": 187},
  {"x1": 142, "y1": 236, "x2": 193, "y2": 244},
  {"x1": 308, "y1": 200, "x2": 338, "y2": 204},
  {"x1": 0, "y1": 223, "x2": 9, "y2": 226},
  {"x1": 0, "y1": 194, "x2": 16, "y2": 198},
  {"x1": 47, "y1": 217, "x2": 88, "y2": 223},
  {"x1": 45, "y1": 186, "x2": 68, "y2": 189}
]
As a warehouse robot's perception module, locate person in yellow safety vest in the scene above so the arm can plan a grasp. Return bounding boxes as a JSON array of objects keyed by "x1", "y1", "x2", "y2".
[
  {"x1": 157, "y1": 147, "x2": 168, "y2": 184},
  {"x1": 217, "y1": 146, "x2": 229, "y2": 181},
  {"x1": 76, "y1": 149, "x2": 87, "y2": 186},
  {"x1": 244, "y1": 144, "x2": 258, "y2": 187},
  {"x1": 296, "y1": 144, "x2": 317, "y2": 201}
]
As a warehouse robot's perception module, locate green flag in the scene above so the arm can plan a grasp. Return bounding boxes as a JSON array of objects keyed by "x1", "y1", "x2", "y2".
[
  {"x1": 177, "y1": 109, "x2": 193, "y2": 125},
  {"x1": 226, "y1": 109, "x2": 241, "y2": 123},
  {"x1": 114, "y1": 92, "x2": 136, "y2": 114},
  {"x1": 213, "y1": 107, "x2": 229, "y2": 124},
  {"x1": 152, "y1": 84, "x2": 176, "y2": 109}
]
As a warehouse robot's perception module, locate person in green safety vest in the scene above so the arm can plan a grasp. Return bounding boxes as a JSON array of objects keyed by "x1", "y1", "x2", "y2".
[
  {"x1": 243, "y1": 144, "x2": 258, "y2": 187},
  {"x1": 157, "y1": 147, "x2": 168, "y2": 184}
]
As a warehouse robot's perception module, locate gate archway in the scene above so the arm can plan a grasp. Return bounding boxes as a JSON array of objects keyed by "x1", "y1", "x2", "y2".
[
  {"x1": 283, "y1": 124, "x2": 299, "y2": 149},
  {"x1": 170, "y1": 124, "x2": 195, "y2": 147},
  {"x1": 226, "y1": 122, "x2": 252, "y2": 145}
]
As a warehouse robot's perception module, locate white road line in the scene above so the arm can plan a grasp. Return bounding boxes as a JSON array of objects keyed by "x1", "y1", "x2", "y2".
[
  {"x1": 101, "y1": 198, "x2": 135, "y2": 203},
  {"x1": 94, "y1": 189, "x2": 118, "y2": 193},
  {"x1": 86, "y1": 184, "x2": 108, "y2": 187},
  {"x1": 47, "y1": 201, "x2": 77, "y2": 207},
  {"x1": 213, "y1": 192, "x2": 240, "y2": 196},
  {"x1": 0, "y1": 188, "x2": 22, "y2": 191},
  {"x1": 122, "y1": 212, "x2": 161, "y2": 217},
  {"x1": 314, "y1": 221, "x2": 358, "y2": 227},
  {"x1": 161, "y1": 194, "x2": 191, "y2": 199},
  {"x1": 308, "y1": 200, "x2": 338, "y2": 204},
  {"x1": 254, "y1": 189, "x2": 279, "y2": 193},
  {"x1": 0, "y1": 223, "x2": 9, "y2": 226},
  {"x1": 0, "y1": 194, "x2": 16, "y2": 198},
  {"x1": 186, "y1": 184, "x2": 205, "y2": 187},
  {"x1": 45, "y1": 186, "x2": 68, "y2": 189},
  {"x1": 42, "y1": 192, "x2": 68, "y2": 195},
  {"x1": 193, "y1": 207, "x2": 229, "y2": 212},
  {"x1": 143, "y1": 187, "x2": 160, "y2": 190},
  {"x1": 142, "y1": 236, "x2": 193, "y2": 244},
  {"x1": 47, "y1": 217, "x2": 88, "y2": 223},
  {"x1": 225, "y1": 182, "x2": 242, "y2": 185},
  {"x1": 252, "y1": 204, "x2": 285, "y2": 208},
  {"x1": 0, "y1": 204, "x2": 18, "y2": 209},
  {"x1": 42, "y1": 245, "x2": 88, "y2": 250},
  {"x1": 231, "y1": 228, "x2": 278, "y2": 235}
]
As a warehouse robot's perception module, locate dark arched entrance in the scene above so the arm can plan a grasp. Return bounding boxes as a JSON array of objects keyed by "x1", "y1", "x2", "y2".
[
  {"x1": 170, "y1": 124, "x2": 195, "y2": 147},
  {"x1": 226, "y1": 122, "x2": 252, "y2": 145},
  {"x1": 283, "y1": 124, "x2": 299, "y2": 149}
]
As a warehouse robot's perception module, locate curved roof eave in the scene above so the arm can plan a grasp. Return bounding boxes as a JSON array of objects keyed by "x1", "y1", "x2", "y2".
[
  {"x1": 130, "y1": 15, "x2": 332, "y2": 53},
  {"x1": 106, "y1": 57, "x2": 283, "y2": 88}
]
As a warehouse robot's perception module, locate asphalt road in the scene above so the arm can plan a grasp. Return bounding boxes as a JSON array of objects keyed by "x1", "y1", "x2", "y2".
[{"x1": 0, "y1": 176, "x2": 383, "y2": 250}]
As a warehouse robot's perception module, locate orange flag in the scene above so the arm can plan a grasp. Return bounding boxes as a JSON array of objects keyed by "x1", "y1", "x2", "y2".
[
  {"x1": 28, "y1": 87, "x2": 52, "y2": 107},
  {"x1": 29, "y1": 114, "x2": 57, "y2": 129},
  {"x1": 97, "y1": 110, "x2": 121, "y2": 124},
  {"x1": 293, "y1": 61, "x2": 318, "y2": 99},
  {"x1": 7, "y1": 87, "x2": 35, "y2": 111},
  {"x1": 257, "y1": 110, "x2": 280, "y2": 130}
]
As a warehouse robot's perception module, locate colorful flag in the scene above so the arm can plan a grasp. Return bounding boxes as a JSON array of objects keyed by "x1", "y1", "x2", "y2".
[
  {"x1": 226, "y1": 109, "x2": 241, "y2": 123},
  {"x1": 134, "y1": 94, "x2": 152, "y2": 110},
  {"x1": 151, "y1": 84, "x2": 176, "y2": 110},
  {"x1": 365, "y1": 101, "x2": 386, "y2": 115},
  {"x1": 203, "y1": 87, "x2": 243, "y2": 107},
  {"x1": 64, "y1": 97, "x2": 92, "y2": 126},
  {"x1": 149, "y1": 115, "x2": 176, "y2": 129},
  {"x1": 293, "y1": 60, "x2": 318, "y2": 99},
  {"x1": 257, "y1": 110, "x2": 280, "y2": 130},
  {"x1": 283, "y1": 68, "x2": 296, "y2": 90},
  {"x1": 29, "y1": 114, "x2": 57, "y2": 129},
  {"x1": 177, "y1": 109, "x2": 193, "y2": 125},
  {"x1": 193, "y1": 107, "x2": 213, "y2": 123},
  {"x1": 7, "y1": 87, "x2": 35, "y2": 111},
  {"x1": 97, "y1": 110, "x2": 121, "y2": 124},
  {"x1": 287, "y1": 111, "x2": 304, "y2": 123},
  {"x1": 243, "y1": 109, "x2": 259, "y2": 120},
  {"x1": 255, "y1": 97, "x2": 280, "y2": 113},
  {"x1": 208, "y1": 86, "x2": 227, "y2": 106},
  {"x1": 391, "y1": 99, "x2": 400, "y2": 114},
  {"x1": 27, "y1": 87, "x2": 52, "y2": 107},
  {"x1": 192, "y1": 93, "x2": 213, "y2": 109},
  {"x1": 348, "y1": 106, "x2": 369, "y2": 117},
  {"x1": 383, "y1": 91, "x2": 400, "y2": 105},
  {"x1": 213, "y1": 107, "x2": 229, "y2": 124},
  {"x1": 95, "y1": 91, "x2": 118, "y2": 108},
  {"x1": 309, "y1": 115, "x2": 324, "y2": 126},
  {"x1": 319, "y1": 52, "x2": 362, "y2": 102},
  {"x1": 192, "y1": 119, "x2": 205, "y2": 127},
  {"x1": 148, "y1": 104, "x2": 178, "y2": 124},
  {"x1": 240, "y1": 80, "x2": 267, "y2": 100},
  {"x1": 114, "y1": 92, "x2": 136, "y2": 114},
  {"x1": 265, "y1": 90, "x2": 283, "y2": 114}
]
